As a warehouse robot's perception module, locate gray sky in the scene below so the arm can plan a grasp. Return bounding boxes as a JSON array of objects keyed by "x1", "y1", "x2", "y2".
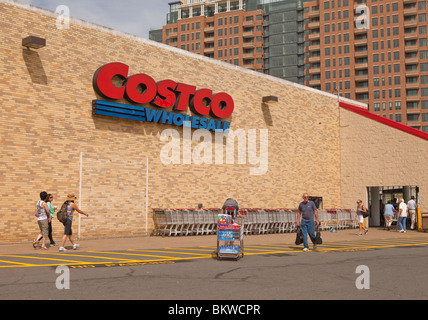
[{"x1": 20, "y1": 0, "x2": 173, "y2": 39}]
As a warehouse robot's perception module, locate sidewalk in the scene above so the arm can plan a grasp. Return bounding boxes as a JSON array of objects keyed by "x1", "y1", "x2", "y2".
[{"x1": 1, "y1": 227, "x2": 427, "y2": 255}]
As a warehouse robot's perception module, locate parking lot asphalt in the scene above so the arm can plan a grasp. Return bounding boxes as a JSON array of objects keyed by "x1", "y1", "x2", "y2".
[{"x1": 1, "y1": 227, "x2": 427, "y2": 256}]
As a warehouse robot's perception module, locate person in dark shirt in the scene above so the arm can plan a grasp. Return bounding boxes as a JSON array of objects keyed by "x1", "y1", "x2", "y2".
[{"x1": 297, "y1": 193, "x2": 319, "y2": 252}]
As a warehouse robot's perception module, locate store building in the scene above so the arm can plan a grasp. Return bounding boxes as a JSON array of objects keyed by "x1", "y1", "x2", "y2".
[{"x1": 1, "y1": 0, "x2": 427, "y2": 242}]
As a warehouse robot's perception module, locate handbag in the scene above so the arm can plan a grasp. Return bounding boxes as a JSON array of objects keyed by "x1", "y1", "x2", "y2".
[
  {"x1": 295, "y1": 227, "x2": 303, "y2": 245},
  {"x1": 362, "y1": 206, "x2": 369, "y2": 218},
  {"x1": 315, "y1": 226, "x2": 323, "y2": 244}
]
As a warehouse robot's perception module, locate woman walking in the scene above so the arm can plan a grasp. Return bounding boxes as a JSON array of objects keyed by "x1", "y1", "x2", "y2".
[
  {"x1": 355, "y1": 200, "x2": 368, "y2": 236},
  {"x1": 46, "y1": 194, "x2": 57, "y2": 246},
  {"x1": 33, "y1": 191, "x2": 51, "y2": 250},
  {"x1": 59, "y1": 193, "x2": 89, "y2": 252}
]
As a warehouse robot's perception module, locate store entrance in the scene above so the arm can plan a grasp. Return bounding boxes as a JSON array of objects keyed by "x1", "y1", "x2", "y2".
[{"x1": 367, "y1": 186, "x2": 419, "y2": 227}]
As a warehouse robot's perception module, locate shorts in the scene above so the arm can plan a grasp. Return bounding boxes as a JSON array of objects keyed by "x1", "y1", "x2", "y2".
[
  {"x1": 357, "y1": 215, "x2": 364, "y2": 224},
  {"x1": 63, "y1": 218, "x2": 73, "y2": 236},
  {"x1": 37, "y1": 219, "x2": 49, "y2": 238}
]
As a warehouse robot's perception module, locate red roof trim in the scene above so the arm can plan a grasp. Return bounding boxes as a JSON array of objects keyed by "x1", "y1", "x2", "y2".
[{"x1": 339, "y1": 101, "x2": 428, "y2": 142}]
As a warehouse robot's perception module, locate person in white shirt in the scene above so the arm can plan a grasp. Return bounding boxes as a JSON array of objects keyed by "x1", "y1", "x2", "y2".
[
  {"x1": 407, "y1": 196, "x2": 418, "y2": 230},
  {"x1": 398, "y1": 198, "x2": 408, "y2": 233}
]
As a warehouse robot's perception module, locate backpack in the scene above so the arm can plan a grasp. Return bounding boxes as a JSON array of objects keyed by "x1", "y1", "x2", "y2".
[{"x1": 57, "y1": 201, "x2": 69, "y2": 223}]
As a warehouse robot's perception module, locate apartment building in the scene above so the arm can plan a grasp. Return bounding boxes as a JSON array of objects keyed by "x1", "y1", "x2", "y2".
[
  {"x1": 161, "y1": 0, "x2": 264, "y2": 72},
  {"x1": 152, "y1": 0, "x2": 307, "y2": 83},
  {"x1": 304, "y1": 0, "x2": 428, "y2": 131}
]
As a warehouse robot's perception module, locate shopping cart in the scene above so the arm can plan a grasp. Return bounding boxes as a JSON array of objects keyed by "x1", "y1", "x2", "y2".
[{"x1": 216, "y1": 212, "x2": 244, "y2": 260}]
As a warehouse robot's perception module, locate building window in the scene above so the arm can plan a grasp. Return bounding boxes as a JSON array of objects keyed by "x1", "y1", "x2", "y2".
[
  {"x1": 408, "y1": 114, "x2": 419, "y2": 122},
  {"x1": 395, "y1": 114, "x2": 402, "y2": 122}
]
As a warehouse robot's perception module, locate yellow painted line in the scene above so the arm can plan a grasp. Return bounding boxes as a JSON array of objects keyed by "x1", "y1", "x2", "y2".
[
  {"x1": 127, "y1": 249, "x2": 211, "y2": 256},
  {"x1": 247, "y1": 245, "x2": 298, "y2": 250},
  {"x1": 243, "y1": 246, "x2": 287, "y2": 251},
  {"x1": 0, "y1": 254, "x2": 84, "y2": 264},
  {"x1": 165, "y1": 247, "x2": 215, "y2": 252},
  {"x1": 0, "y1": 259, "x2": 36, "y2": 267},
  {"x1": 40, "y1": 252, "x2": 138, "y2": 262},
  {"x1": 244, "y1": 250, "x2": 301, "y2": 256},
  {"x1": 88, "y1": 251, "x2": 179, "y2": 260}
]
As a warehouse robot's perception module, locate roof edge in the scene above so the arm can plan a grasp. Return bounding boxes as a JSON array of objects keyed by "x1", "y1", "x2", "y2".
[{"x1": 339, "y1": 101, "x2": 428, "y2": 142}]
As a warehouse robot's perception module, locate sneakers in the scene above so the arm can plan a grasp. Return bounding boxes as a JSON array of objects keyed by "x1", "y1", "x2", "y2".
[
  {"x1": 303, "y1": 248, "x2": 309, "y2": 252},
  {"x1": 59, "y1": 244, "x2": 80, "y2": 252}
]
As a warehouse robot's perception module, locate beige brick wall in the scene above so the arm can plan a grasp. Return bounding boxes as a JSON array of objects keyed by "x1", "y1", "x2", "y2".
[
  {"x1": 0, "y1": 1, "x2": 376, "y2": 242},
  {"x1": 340, "y1": 107, "x2": 428, "y2": 210}
]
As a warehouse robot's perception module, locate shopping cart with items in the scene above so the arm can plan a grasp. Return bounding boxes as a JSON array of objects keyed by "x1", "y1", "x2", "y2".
[{"x1": 216, "y1": 208, "x2": 244, "y2": 260}]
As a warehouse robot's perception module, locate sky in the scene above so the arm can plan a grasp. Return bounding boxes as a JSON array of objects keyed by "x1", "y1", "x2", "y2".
[{"x1": 20, "y1": 0, "x2": 173, "y2": 39}]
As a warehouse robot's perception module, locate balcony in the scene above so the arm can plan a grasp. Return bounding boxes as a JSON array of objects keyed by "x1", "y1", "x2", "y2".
[
  {"x1": 204, "y1": 25, "x2": 214, "y2": 32},
  {"x1": 355, "y1": 86, "x2": 369, "y2": 93},
  {"x1": 354, "y1": 38, "x2": 368, "y2": 46},
  {"x1": 403, "y1": 7, "x2": 417, "y2": 16},
  {"x1": 203, "y1": 46, "x2": 214, "y2": 53},
  {"x1": 405, "y1": 58, "x2": 419, "y2": 64},
  {"x1": 308, "y1": 32, "x2": 320, "y2": 41},
  {"x1": 355, "y1": 49, "x2": 368, "y2": 58},
  {"x1": 243, "y1": 20, "x2": 255, "y2": 27},
  {"x1": 355, "y1": 62, "x2": 368, "y2": 69},
  {"x1": 404, "y1": 19, "x2": 418, "y2": 28},
  {"x1": 309, "y1": 68, "x2": 321, "y2": 74},
  {"x1": 308, "y1": 22, "x2": 320, "y2": 29},
  {"x1": 404, "y1": 32, "x2": 418, "y2": 40},
  {"x1": 405, "y1": 44, "x2": 419, "y2": 52},
  {"x1": 406, "y1": 96, "x2": 420, "y2": 101},
  {"x1": 355, "y1": 73, "x2": 369, "y2": 81},
  {"x1": 308, "y1": 45, "x2": 320, "y2": 52},
  {"x1": 308, "y1": 55, "x2": 321, "y2": 63},
  {"x1": 309, "y1": 79, "x2": 321, "y2": 86},
  {"x1": 354, "y1": 28, "x2": 368, "y2": 35},
  {"x1": 308, "y1": 10, "x2": 320, "y2": 18},
  {"x1": 243, "y1": 32, "x2": 255, "y2": 39},
  {"x1": 406, "y1": 82, "x2": 420, "y2": 89},
  {"x1": 242, "y1": 41, "x2": 255, "y2": 48}
]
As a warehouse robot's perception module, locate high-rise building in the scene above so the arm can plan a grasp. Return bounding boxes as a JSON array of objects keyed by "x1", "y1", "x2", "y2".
[
  {"x1": 159, "y1": 0, "x2": 264, "y2": 72},
  {"x1": 304, "y1": 0, "x2": 428, "y2": 131},
  {"x1": 150, "y1": 0, "x2": 307, "y2": 84},
  {"x1": 150, "y1": 0, "x2": 428, "y2": 131}
]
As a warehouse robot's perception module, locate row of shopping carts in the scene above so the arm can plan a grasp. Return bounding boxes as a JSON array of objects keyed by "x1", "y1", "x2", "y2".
[{"x1": 152, "y1": 208, "x2": 359, "y2": 237}]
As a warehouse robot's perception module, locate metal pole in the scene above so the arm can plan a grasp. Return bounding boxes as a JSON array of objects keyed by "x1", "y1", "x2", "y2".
[
  {"x1": 146, "y1": 157, "x2": 149, "y2": 235},
  {"x1": 79, "y1": 152, "x2": 83, "y2": 239}
]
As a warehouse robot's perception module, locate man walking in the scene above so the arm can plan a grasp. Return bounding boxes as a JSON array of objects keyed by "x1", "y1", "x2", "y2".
[
  {"x1": 407, "y1": 196, "x2": 417, "y2": 230},
  {"x1": 297, "y1": 193, "x2": 319, "y2": 252},
  {"x1": 398, "y1": 198, "x2": 408, "y2": 233}
]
